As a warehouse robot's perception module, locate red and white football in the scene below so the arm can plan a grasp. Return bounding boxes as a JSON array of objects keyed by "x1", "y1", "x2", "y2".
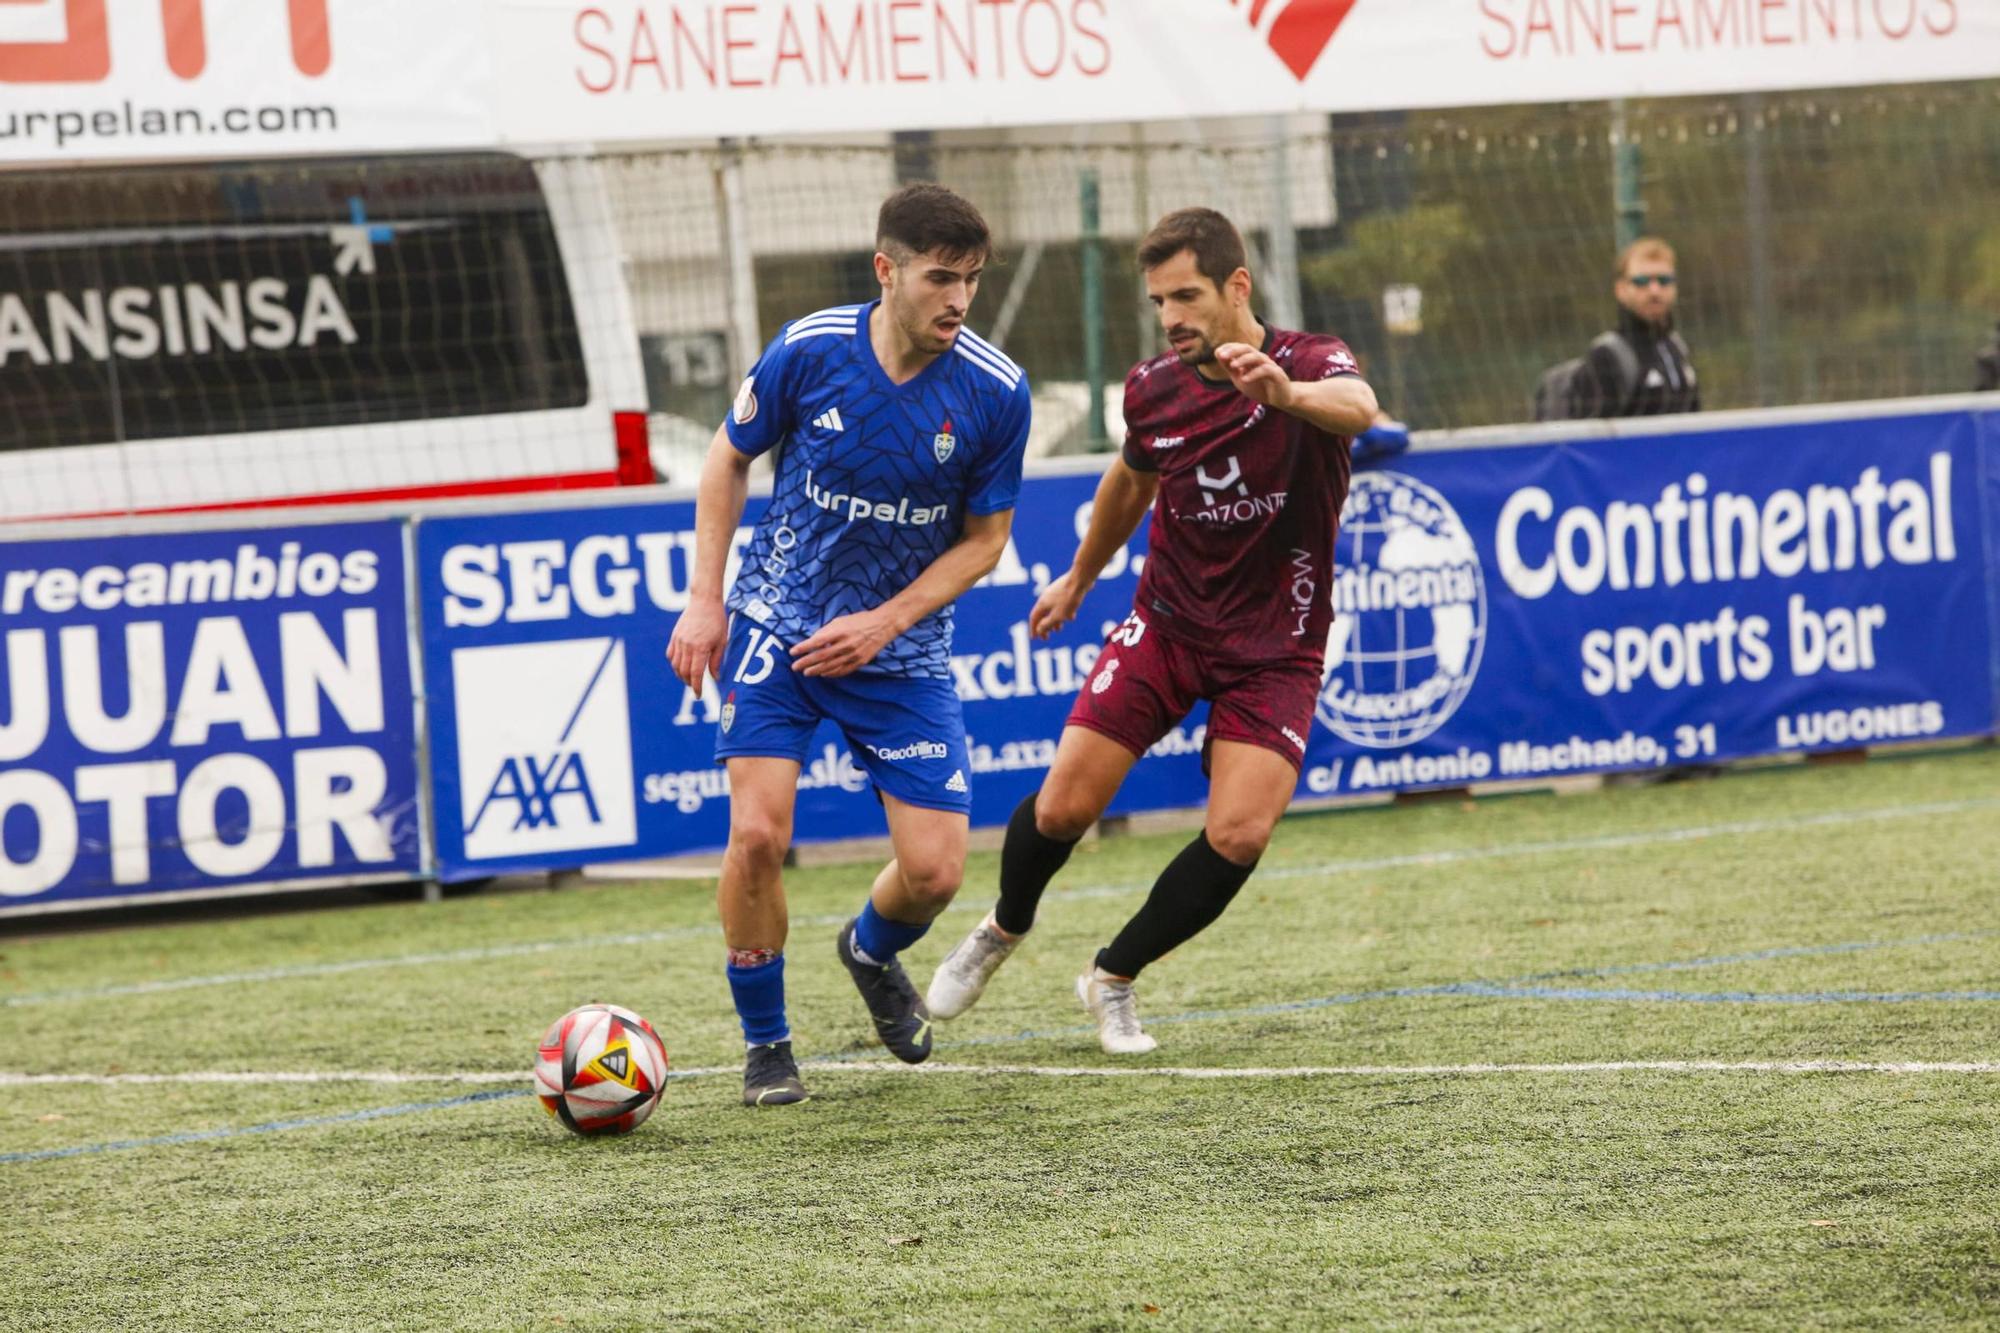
[{"x1": 533, "y1": 1003, "x2": 671, "y2": 1136}]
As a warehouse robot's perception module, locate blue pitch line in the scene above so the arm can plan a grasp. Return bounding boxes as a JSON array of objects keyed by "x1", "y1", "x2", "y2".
[
  {"x1": 0, "y1": 1089, "x2": 526, "y2": 1166},
  {"x1": 1457, "y1": 983, "x2": 2000, "y2": 1004},
  {"x1": 1516, "y1": 928, "x2": 2000, "y2": 983},
  {"x1": 12, "y1": 795, "x2": 1998, "y2": 1010}
]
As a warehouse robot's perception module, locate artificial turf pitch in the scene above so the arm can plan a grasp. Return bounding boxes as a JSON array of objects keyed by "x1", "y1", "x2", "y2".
[{"x1": 4, "y1": 747, "x2": 1998, "y2": 1329}]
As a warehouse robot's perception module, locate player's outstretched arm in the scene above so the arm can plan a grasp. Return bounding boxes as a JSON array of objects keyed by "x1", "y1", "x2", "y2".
[
  {"x1": 1030, "y1": 458, "x2": 1158, "y2": 640},
  {"x1": 1215, "y1": 342, "x2": 1379, "y2": 437},
  {"x1": 666, "y1": 425, "x2": 754, "y2": 697},
  {"x1": 790, "y1": 509, "x2": 1016, "y2": 678}
]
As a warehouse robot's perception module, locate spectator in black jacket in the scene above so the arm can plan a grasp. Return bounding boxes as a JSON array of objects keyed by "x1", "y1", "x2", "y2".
[
  {"x1": 1977, "y1": 321, "x2": 1999, "y2": 392},
  {"x1": 1571, "y1": 237, "x2": 1701, "y2": 418}
]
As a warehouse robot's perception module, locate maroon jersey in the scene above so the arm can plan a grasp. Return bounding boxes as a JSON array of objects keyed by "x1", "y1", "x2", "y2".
[{"x1": 1120, "y1": 326, "x2": 1359, "y2": 663}]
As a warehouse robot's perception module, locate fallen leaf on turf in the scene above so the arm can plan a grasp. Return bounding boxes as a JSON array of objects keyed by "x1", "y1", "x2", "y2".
[
  {"x1": 37, "y1": 1114, "x2": 64, "y2": 1123},
  {"x1": 1810, "y1": 1220, "x2": 1838, "y2": 1227},
  {"x1": 886, "y1": 1236, "x2": 922, "y2": 1246},
  {"x1": 1142, "y1": 1304, "x2": 1162, "y2": 1314}
]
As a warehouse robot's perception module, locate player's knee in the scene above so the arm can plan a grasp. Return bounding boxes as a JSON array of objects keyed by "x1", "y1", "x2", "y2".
[
  {"x1": 897, "y1": 855, "x2": 963, "y2": 910},
  {"x1": 1034, "y1": 790, "x2": 1099, "y2": 843},
  {"x1": 728, "y1": 812, "x2": 791, "y2": 872},
  {"x1": 1205, "y1": 817, "x2": 1273, "y2": 868}
]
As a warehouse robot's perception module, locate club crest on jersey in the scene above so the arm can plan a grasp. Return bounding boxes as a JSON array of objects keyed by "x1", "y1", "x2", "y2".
[
  {"x1": 933, "y1": 419, "x2": 956, "y2": 464},
  {"x1": 720, "y1": 691, "x2": 736, "y2": 734}
]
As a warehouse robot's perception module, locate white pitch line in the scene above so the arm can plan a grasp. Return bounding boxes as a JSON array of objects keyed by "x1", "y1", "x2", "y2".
[
  {"x1": 815, "y1": 1060, "x2": 2000, "y2": 1078},
  {"x1": 7, "y1": 1059, "x2": 1999, "y2": 1088},
  {"x1": 0, "y1": 1067, "x2": 744, "y2": 1087}
]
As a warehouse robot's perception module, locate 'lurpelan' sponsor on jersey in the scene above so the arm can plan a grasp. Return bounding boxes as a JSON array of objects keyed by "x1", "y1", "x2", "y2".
[{"x1": 803, "y1": 469, "x2": 952, "y2": 527}]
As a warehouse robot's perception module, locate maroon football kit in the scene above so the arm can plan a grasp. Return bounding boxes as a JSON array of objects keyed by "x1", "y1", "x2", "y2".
[{"x1": 1066, "y1": 325, "x2": 1360, "y2": 770}]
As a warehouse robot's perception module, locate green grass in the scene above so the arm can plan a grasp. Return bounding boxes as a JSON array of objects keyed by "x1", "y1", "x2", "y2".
[{"x1": 4, "y1": 748, "x2": 1999, "y2": 1330}]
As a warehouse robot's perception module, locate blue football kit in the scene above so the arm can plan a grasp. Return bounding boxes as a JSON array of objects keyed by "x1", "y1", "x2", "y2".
[{"x1": 715, "y1": 300, "x2": 1032, "y2": 814}]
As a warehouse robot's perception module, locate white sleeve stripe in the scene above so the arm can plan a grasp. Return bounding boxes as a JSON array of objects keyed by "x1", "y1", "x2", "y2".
[
  {"x1": 785, "y1": 325, "x2": 858, "y2": 345},
  {"x1": 953, "y1": 340, "x2": 1022, "y2": 386},
  {"x1": 953, "y1": 343, "x2": 1022, "y2": 387},
  {"x1": 780, "y1": 312, "x2": 860, "y2": 332},
  {"x1": 958, "y1": 329, "x2": 1024, "y2": 376}
]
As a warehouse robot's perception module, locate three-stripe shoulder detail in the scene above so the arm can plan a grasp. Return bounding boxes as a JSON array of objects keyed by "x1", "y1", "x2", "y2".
[
  {"x1": 783, "y1": 305, "x2": 863, "y2": 344},
  {"x1": 953, "y1": 331, "x2": 1023, "y2": 388}
]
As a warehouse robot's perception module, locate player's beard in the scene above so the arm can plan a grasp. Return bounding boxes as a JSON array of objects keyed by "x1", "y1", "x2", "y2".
[
  {"x1": 1168, "y1": 328, "x2": 1217, "y2": 366},
  {"x1": 890, "y1": 290, "x2": 960, "y2": 357}
]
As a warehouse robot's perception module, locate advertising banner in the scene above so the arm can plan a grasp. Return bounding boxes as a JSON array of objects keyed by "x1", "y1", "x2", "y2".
[
  {"x1": 415, "y1": 478, "x2": 1180, "y2": 880},
  {"x1": 1304, "y1": 408, "x2": 1995, "y2": 797},
  {"x1": 0, "y1": 520, "x2": 422, "y2": 911},
  {"x1": 493, "y1": 0, "x2": 2000, "y2": 145},
  {"x1": 9, "y1": 2, "x2": 1997, "y2": 164},
  {"x1": 0, "y1": 0, "x2": 489, "y2": 161}
]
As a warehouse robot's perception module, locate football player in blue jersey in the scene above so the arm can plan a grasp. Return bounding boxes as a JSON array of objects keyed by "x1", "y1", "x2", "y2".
[{"x1": 667, "y1": 184, "x2": 1033, "y2": 1106}]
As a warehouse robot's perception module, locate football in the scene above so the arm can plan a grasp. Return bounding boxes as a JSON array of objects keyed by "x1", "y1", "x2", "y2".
[{"x1": 533, "y1": 1003, "x2": 671, "y2": 1136}]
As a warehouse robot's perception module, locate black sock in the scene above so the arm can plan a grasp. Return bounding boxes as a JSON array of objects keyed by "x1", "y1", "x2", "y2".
[
  {"x1": 995, "y1": 792, "x2": 1078, "y2": 936},
  {"x1": 1098, "y1": 831, "x2": 1255, "y2": 979}
]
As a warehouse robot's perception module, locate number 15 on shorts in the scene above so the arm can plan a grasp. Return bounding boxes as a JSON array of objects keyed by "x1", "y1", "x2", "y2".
[{"x1": 734, "y1": 626, "x2": 783, "y2": 686}]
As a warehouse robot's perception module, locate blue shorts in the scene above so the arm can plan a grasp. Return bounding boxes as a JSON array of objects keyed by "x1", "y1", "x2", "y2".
[{"x1": 713, "y1": 617, "x2": 973, "y2": 816}]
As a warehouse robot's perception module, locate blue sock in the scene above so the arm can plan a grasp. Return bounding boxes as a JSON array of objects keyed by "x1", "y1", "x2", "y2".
[
  {"x1": 726, "y1": 953, "x2": 790, "y2": 1048},
  {"x1": 851, "y1": 898, "x2": 931, "y2": 965}
]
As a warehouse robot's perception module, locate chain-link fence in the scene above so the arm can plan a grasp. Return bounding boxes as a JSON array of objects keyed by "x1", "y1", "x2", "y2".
[
  {"x1": 5, "y1": 81, "x2": 1992, "y2": 509},
  {"x1": 607, "y1": 79, "x2": 2000, "y2": 457}
]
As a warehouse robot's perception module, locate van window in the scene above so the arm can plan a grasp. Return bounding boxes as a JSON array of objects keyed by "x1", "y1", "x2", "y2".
[{"x1": 0, "y1": 153, "x2": 588, "y2": 453}]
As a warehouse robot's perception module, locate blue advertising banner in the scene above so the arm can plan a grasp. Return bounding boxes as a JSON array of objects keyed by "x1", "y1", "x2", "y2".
[
  {"x1": 0, "y1": 521, "x2": 421, "y2": 910},
  {"x1": 416, "y1": 405, "x2": 2000, "y2": 881},
  {"x1": 1304, "y1": 408, "x2": 1996, "y2": 795},
  {"x1": 415, "y1": 478, "x2": 1183, "y2": 880}
]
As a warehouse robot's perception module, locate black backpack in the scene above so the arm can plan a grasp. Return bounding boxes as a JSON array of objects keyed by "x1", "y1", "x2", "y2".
[{"x1": 1532, "y1": 332, "x2": 1641, "y2": 421}]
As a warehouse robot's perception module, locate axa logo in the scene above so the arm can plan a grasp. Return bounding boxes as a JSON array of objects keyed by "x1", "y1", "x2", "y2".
[
  {"x1": 468, "y1": 750, "x2": 600, "y2": 836},
  {"x1": 453, "y1": 638, "x2": 637, "y2": 860},
  {"x1": 1234, "y1": 0, "x2": 1359, "y2": 83},
  {"x1": 0, "y1": 0, "x2": 331, "y2": 84}
]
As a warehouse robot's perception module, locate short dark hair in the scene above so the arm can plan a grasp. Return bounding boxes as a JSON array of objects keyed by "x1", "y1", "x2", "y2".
[
  {"x1": 1616, "y1": 236, "x2": 1676, "y2": 280},
  {"x1": 877, "y1": 183, "x2": 992, "y2": 265},
  {"x1": 1138, "y1": 208, "x2": 1247, "y2": 289}
]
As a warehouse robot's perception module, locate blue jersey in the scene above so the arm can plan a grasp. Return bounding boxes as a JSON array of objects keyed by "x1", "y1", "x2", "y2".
[{"x1": 724, "y1": 300, "x2": 1032, "y2": 678}]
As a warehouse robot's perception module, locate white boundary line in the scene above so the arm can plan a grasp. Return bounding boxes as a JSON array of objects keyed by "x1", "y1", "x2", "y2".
[
  {"x1": 7, "y1": 1059, "x2": 1999, "y2": 1087},
  {"x1": 9, "y1": 795, "x2": 1997, "y2": 1009}
]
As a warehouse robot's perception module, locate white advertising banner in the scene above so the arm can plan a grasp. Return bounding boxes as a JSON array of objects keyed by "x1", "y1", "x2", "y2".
[
  {"x1": 0, "y1": 0, "x2": 490, "y2": 161},
  {"x1": 3, "y1": 1, "x2": 1996, "y2": 162},
  {"x1": 494, "y1": 0, "x2": 2000, "y2": 144}
]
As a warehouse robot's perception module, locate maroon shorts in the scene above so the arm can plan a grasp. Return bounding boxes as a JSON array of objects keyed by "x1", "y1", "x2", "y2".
[{"x1": 1065, "y1": 610, "x2": 1321, "y2": 771}]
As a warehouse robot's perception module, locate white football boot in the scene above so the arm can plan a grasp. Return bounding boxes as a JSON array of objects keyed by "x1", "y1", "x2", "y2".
[
  {"x1": 1076, "y1": 965, "x2": 1159, "y2": 1055},
  {"x1": 926, "y1": 911, "x2": 1024, "y2": 1019}
]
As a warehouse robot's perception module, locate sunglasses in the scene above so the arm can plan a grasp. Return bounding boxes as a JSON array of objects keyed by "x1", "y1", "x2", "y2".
[{"x1": 1627, "y1": 274, "x2": 1676, "y2": 288}]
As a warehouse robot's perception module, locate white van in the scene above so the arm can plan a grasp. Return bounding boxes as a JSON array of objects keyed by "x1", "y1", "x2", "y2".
[{"x1": 0, "y1": 151, "x2": 649, "y2": 520}]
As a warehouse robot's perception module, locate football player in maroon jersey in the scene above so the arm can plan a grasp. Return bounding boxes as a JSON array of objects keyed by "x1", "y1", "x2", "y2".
[{"x1": 928, "y1": 208, "x2": 1379, "y2": 1052}]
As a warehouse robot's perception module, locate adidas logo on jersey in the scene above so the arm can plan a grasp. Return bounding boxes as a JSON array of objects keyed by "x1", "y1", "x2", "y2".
[
  {"x1": 944, "y1": 769, "x2": 969, "y2": 794},
  {"x1": 813, "y1": 408, "x2": 846, "y2": 432}
]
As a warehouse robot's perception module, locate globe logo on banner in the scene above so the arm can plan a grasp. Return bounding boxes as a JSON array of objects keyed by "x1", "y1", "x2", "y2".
[
  {"x1": 1317, "y1": 471, "x2": 1486, "y2": 748},
  {"x1": 452, "y1": 638, "x2": 637, "y2": 860}
]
